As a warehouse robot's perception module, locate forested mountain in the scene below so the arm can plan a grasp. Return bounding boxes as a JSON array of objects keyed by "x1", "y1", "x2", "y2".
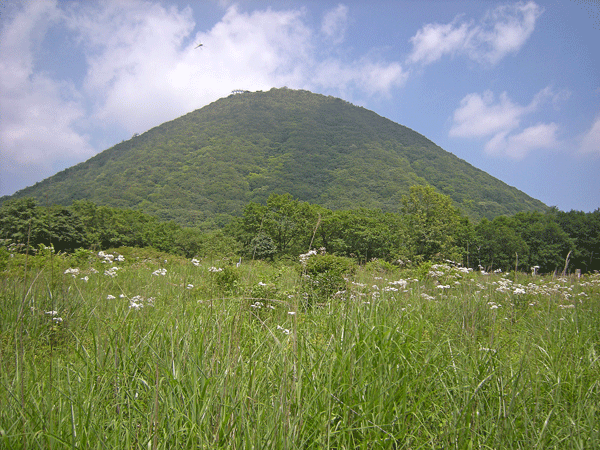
[{"x1": 2, "y1": 88, "x2": 547, "y2": 227}]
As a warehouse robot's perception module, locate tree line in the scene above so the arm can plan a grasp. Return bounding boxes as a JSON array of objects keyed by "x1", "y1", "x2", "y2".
[{"x1": 1, "y1": 186, "x2": 598, "y2": 273}]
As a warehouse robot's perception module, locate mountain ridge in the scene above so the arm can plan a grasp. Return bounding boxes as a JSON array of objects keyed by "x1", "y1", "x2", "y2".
[{"x1": 2, "y1": 88, "x2": 547, "y2": 226}]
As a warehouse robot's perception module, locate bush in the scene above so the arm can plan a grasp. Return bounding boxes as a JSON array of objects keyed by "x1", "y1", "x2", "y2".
[
  {"x1": 301, "y1": 254, "x2": 356, "y2": 306},
  {"x1": 212, "y1": 265, "x2": 240, "y2": 294},
  {"x1": 364, "y1": 258, "x2": 397, "y2": 275}
]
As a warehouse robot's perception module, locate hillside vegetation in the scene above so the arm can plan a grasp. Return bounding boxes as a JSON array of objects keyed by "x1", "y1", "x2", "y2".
[{"x1": 3, "y1": 88, "x2": 547, "y2": 227}]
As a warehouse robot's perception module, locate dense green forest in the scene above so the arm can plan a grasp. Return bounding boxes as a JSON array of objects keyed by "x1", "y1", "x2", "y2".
[
  {"x1": 1, "y1": 187, "x2": 598, "y2": 274},
  {"x1": 2, "y1": 88, "x2": 547, "y2": 226}
]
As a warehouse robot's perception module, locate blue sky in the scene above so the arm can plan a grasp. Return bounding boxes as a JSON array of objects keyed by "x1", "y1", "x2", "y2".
[{"x1": 1, "y1": 0, "x2": 598, "y2": 212}]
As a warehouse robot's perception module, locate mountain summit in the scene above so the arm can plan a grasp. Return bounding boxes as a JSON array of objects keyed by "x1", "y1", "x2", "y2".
[{"x1": 4, "y1": 88, "x2": 546, "y2": 226}]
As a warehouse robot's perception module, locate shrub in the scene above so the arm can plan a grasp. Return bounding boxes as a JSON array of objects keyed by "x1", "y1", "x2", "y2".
[
  {"x1": 212, "y1": 265, "x2": 240, "y2": 294},
  {"x1": 301, "y1": 254, "x2": 356, "y2": 306}
]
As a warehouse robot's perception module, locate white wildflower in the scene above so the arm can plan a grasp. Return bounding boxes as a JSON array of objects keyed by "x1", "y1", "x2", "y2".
[
  {"x1": 208, "y1": 266, "x2": 223, "y2": 273},
  {"x1": 152, "y1": 268, "x2": 167, "y2": 276},
  {"x1": 129, "y1": 295, "x2": 154, "y2": 310},
  {"x1": 104, "y1": 266, "x2": 120, "y2": 277},
  {"x1": 276, "y1": 325, "x2": 291, "y2": 335},
  {"x1": 107, "y1": 294, "x2": 116, "y2": 300},
  {"x1": 191, "y1": 258, "x2": 201, "y2": 266},
  {"x1": 299, "y1": 249, "x2": 317, "y2": 266},
  {"x1": 480, "y1": 347, "x2": 497, "y2": 353}
]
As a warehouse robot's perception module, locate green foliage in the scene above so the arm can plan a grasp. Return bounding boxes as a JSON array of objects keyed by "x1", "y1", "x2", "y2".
[
  {"x1": 0, "y1": 197, "x2": 41, "y2": 248},
  {"x1": 363, "y1": 258, "x2": 397, "y2": 275},
  {"x1": 302, "y1": 253, "x2": 357, "y2": 304},
  {"x1": 211, "y1": 265, "x2": 240, "y2": 294},
  {"x1": 250, "y1": 233, "x2": 277, "y2": 260},
  {"x1": 551, "y1": 208, "x2": 600, "y2": 272},
  {"x1": 2, "y1": 88, "x2": 548, "y2": 225},
  {"x1": 513, "y1": 211, "x2": 574, "y2": 273},
  {"x1": 0, "y1": 242, "x2": 9, "y2": 271},
  {"x1": 475, "y1": 216, "x2": 529, "y2": 271},
  {"x1": 474, "y1": 211, "x2": 577, "y2": 273},
  {"x1": 402, "y1": 185, "x2": 465, "y2": 261},
  {"x1": 0, "y1": 190, "x2": 596, "y2": 276}
]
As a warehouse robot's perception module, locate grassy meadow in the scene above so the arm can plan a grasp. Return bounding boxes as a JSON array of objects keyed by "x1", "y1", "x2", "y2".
[{"x1": 1, "y1": 247, "x2": 599, "y2": 449}]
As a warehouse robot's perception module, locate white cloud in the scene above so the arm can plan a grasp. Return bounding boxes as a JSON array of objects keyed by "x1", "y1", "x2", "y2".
[
  {"x1": 407, "y1": 19, "x2": 471, "y2": 65},
  {"x1": 57, "y1": 1, "x2": 404, "y2": 136},
  {"x1": 449, "y1": 91, "x2": 524, "y2": 137},
  {"x1": 450, "y1": 88, "x2": 562, "y2": 159},
  {"x1": 408, "y1": 1, "x2": 543, "y2": 66},
  {"x1": 580, "y1": 116, "x2": 600, "y2": 156},
  {"x1": 1, "y1": 0, "x2": 409, "y2": 195},
  {"x1": 0, "y1": 0, "x2": 94, "y2": 166},
  {"x1": 321, "y1": 4, "x2": 349, "y2": 45},
  {"x1": 485, "y1": 122, "x2": 559, "y2": 159},
  {"x1": 313, "y1": 57, "x2": 407, "y2": 97}
]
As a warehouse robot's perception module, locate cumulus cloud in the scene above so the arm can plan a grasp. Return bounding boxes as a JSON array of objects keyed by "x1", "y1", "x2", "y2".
[
  {"x1": 449, "y1": 91, "x2": 524, "y2": 138},
  {"x1": 450, "y1": 87, "x2": 563, "y2": 159},
  {"x1": 1, "y1": 0, "x2": 409, "y2": 195},
  {"x1": 321, "y1": 4, "x2": 349, "y2": 44},
  {"x1": 485, "y1": 123, "x2": 559, "y2": 159},
  {"x1": 69, "y1": 3, "x2": 314, "y2": 133},
  {"x1": 408, "y1": 1, "x2": 543, "y2": 65},
  {"x1": 0, "y1": 0, "x2": 94, "y2": 166},
  {"x1": 313, "y1": 57, "x2": 407, "y2": 97},
  {"x1": 579, "y1": 115, "x2": 600, "y2": 156},
  {"x1": 67, "y1": 1, "x2": 404, "y2": 134}
]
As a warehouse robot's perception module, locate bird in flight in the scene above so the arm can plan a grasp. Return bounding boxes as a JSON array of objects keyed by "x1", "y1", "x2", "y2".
[{"x1": 195, "y1": 43, "x2": 203, "y2": 49}]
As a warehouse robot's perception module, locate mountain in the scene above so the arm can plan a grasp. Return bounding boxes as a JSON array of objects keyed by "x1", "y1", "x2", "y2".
[{"x1": 2, "y1": 88, "x2": 547, "y2": 226}]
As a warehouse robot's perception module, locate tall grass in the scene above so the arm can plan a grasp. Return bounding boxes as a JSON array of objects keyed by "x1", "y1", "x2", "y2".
[{"x1": 1, "y1": 249, "x2": 599, "y2": 448}]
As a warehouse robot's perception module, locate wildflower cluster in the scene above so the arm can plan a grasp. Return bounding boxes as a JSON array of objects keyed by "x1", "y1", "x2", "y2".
[
  {"x1": 98, "y1": 251, "x2": 125, "y2": 263},
  {"x1": 299, "y1": 249, "x2": 317, "y2": 267},
  {"x1": 64, "y1": 267, "x2": 80, "y2": 277},
  {"x1": 250, "y1": 300, "x2": 275, "y2": 310},
  {"x1": 104, "y1": 266, "x2": 120, "y2": 277},
  {"x1": 129, "y1": 295, "x2": 155, "y2": 310},
  {"x1": 151, "y1": 268, "x2": 167, "y2": 276},
  {"x1": 276, "y1": 325, "x2": 291, "y2": 335},
  {"x1": 45, "y1": 310, "x2": 63, "y2": 323}
]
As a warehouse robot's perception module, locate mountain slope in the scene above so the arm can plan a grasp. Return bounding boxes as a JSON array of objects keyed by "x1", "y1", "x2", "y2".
[{"x1": 3, "y1": 88, "x2": 547, "y2": 226}]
